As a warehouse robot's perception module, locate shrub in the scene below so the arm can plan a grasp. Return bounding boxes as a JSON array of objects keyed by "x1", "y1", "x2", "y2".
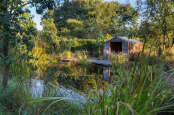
[
  {"x1": 129, "y1": 50, "x2": 159, "y2": 65},
  {"x1": 76, "y1": 51, "x2": 90, "y2": 65},
  {"x1": 64, "y1": 51, "x2": 73, "y2": 59},
  {"x1": 162, "y1": 47, "x2": 174, "y2": 70},
  {"x1": 110, "y1": 52, "x2": 128, "y2": 69},
  {"x1": 58, "y1": 39, "x2": 101, "y2": 57},
  {"x1": 29, "y1": 39, "x2": 59, "y2": 75}
]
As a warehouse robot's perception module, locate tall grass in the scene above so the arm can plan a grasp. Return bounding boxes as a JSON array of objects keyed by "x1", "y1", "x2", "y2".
[
  {"x1": 110, "y1": 52, "x2": 128, "y2": 70},
  {"x1": 76, "y1": 51, "x2": 90, "y2": 65},
  {"x1": 81, "y1": 49, "x2": 174, "y2": 114},
  {"x1": 162, "y1": 46, "x2": 174, "y2": 70},
  {"x1": 0, "y1": 79, "x2": 82, "y2": 114},
  {"x1": 27, "y1": 49, "x2": 174, "y2": 114}
]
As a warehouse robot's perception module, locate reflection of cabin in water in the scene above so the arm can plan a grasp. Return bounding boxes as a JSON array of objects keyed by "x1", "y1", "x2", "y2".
[{"x1": 103, "y1": 36, "x2": 143, "y2": 60}]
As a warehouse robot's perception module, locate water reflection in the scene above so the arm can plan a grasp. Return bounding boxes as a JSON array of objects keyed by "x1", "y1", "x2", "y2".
[
  {"x1": 103, "y1": 67, "x2": 110, "y2": 81},
  {"x1": 30, "y1": 79, "x2": 44, "y2": 98},
  {"x1": 35, "y1": 62, "x2": 111, "y2": 93}
]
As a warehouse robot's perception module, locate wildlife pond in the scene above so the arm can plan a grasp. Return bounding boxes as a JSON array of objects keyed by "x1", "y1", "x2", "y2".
[{"x1": 29, "y1": 62, "x2": 113, "y2": 100}]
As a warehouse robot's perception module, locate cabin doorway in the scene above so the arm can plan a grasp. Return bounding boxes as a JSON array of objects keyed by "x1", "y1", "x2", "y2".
[{"x1": 110, "y1": 42, "x2": 122, "y2": 54}]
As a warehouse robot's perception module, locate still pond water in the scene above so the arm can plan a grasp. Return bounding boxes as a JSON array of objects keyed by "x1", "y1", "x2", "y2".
[{"x1": 30, "y1": 62, "x2": 113, "y2": 99}]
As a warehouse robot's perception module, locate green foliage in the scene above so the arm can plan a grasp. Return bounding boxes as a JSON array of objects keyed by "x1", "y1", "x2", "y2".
[
  {"x1": 0, "y1": 79, "x2": 82, "y2": 114},
  {"x1": 76, "y1": 51, "x2": 90, "y2": 65},
  {"x1": 110, "y1": 52, "x2": 128, "y2": 69},
  {"x1": 0, "y1": 0, "x2": 58, "y2": 87},
  {"x1": 29, "y1": 39, "x2": 59, "y2": 74},
  {"x1": 95, "y1": 31, "x2": 112, "y2": 57},
  {"x1": 81, "y1": 52, "x2": 173, "y2": 115},
  {"x1": 64, "y1": 51, "x2": 72, "y2": 59},
  {"x1": 53, "y1": 0, "x2": 138, "y2": 39},
  {"x1": 0, "y1": 82, "x2": 30, "y2": 113},
  {"x1": 57, "y1": 38, "x2": 101, "y2": 57},
  {"x1": 41, "y1": 10, "x2": 58, "y2": 53},
  {"x1": 137, "y1": 0, "x2": 174, "y2": 50}
]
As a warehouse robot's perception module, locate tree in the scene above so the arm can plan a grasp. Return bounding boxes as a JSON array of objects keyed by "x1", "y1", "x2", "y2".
[
  {"x1": 0, "y1": 0, "x2": 56, "y2": 87},
  {"x1": 40, "y1": 10, "x2": 58, "y2": 53},
  {"x1": 53, "y1": 0, "x2": 139, "y2": 38},
  {"x1": 137, "y1": 0, "x2": 174, "y2": 49}
]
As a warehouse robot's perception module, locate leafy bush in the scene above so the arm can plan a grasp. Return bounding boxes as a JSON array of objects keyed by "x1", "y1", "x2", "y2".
[
  {"x1": 64, "y1": 51, "x2": 73, "y2": 59},
  {"x1": 29, "y1": 39, "x2": 59, "y2": 75},
  {"x1": 162, "y1": 47, "x2": 174, "y2": 70},
  {"x1": 76, "y1": 51, "x2": 90, "y2": 65},
  {"x1": 0, "y1": 81, "x2": 31, "y2": 113},
  {"x1": 58, "y1": 39, "x2": 102, "y2": 57},
  {"x1": 110, "y1": 52, "x2": 128, "y2": 69}
]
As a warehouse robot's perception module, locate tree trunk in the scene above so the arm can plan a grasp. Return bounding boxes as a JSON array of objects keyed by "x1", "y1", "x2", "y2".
[
  {"x1": 3, "y1": 64, "x2": 10, "y2": 87},
  {"x1": 166, "y1": 32, "x2": 170, "y2": 48},
  {"x1": 2, "y1": 37, "x2": 9, "y2": 87},
  {"x1": 163, "y1": 32, "x2": 166, "y2": 50},
  {"x1": 171, "y1": 29, "x2": 174, "y2": 47},
  {"x1": 158, "y1": 42, "x2": 162, "y2": 56}
]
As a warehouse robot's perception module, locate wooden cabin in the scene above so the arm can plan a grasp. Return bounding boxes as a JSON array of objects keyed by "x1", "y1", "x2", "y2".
[{"x1": 103, "y1": 36, "x2": 143, "y2": 60}]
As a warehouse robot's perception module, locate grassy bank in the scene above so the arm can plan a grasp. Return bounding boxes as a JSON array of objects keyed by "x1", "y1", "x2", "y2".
[
  {"x1": 0, "y1": 48, "x2": 173, "y2": 114},
  {"x1": 0, "y1": 78, "x2": 82, "y2": 115},
  {"x1": 26, "y1": 51, "x2": 174, "y2": 115},
  {"x1": 81, "y1": 52, "x2": 174, "y2": 114}
]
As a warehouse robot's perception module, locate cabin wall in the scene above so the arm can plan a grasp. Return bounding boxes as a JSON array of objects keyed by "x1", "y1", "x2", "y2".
[
  {"x1": 103, "y1": 42, "x2": 110, "y2": 60},
  {"x1": 122, "y1": 41, "x2": 129, "y2": 56},
  {"x1": 133, "y1": 44, "x2": 143, "y2": 52}
]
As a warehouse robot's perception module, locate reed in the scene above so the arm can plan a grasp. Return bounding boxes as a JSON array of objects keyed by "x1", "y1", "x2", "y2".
[
  {"x1": 82, "y1": 48, "x2": 174, "y2": 114},
  {"x1": 26, "y1": 48, "x2": 174, "y2": 114},
  {"x1": 0, "y1": 79, "x2": 82, "y2": 115},
  {"x1": 76, "y1": 51, "x2": 90, "y2": 66}
]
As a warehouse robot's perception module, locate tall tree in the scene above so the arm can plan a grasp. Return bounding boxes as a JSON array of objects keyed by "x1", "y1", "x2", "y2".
[
  {"x1": 53, "y1": 0, "x2": 138, "y2": 38},
  {"x1": 40, "y1": 10, "x2": 58, "y2": 52},
  {"x1": 137, "y1": 0, "x2": 174, "y2": 49},
  {"x1": 0, "y1": 0, "x2": 56, "y2": 87}
]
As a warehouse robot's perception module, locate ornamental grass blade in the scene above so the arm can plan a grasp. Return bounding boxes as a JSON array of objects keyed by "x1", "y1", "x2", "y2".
[{"x1": 26, "y1": 97, "x2": 76, "y2": 103}]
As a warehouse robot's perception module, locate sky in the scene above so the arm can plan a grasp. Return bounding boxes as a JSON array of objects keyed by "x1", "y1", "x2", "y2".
[{"x1": 30, "y1": 0, "x2": 138, "y2": 30}]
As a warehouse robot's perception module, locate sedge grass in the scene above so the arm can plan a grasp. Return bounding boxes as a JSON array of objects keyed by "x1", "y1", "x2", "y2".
[
  {"x1": 26, "y1": 47, "x2": 174, "y2": 115},
  {"x1": 81, "y1": 46, "x2": 174, "y2": 115},
  {"x1": 0, "y1": 78, "x2": 82, "y2": 115}
]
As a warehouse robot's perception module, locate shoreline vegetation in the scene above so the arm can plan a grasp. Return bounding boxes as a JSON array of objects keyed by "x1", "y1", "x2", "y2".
[
  {"x1": 0, "y1": 0, "x2": 174, "y2": 114},
  {"x1": 0, "y1": 49, "x2": 174, "y2": 114}
]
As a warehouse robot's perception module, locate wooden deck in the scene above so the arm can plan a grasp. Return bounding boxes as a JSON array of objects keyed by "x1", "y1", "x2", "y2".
[{"x1": 62, "y1": 58, "x2": 111, "y2": 66}]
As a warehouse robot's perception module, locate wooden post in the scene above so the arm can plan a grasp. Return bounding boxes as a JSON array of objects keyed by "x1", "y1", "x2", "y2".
[
  {"x1": 122, "y1": 41, "x2": 123, "y2": 53},
  {"x1": 103, "y1": 42, "x2": 104, "y2": 60},
  {"x1": 109, "y1": 42, "x2": 111, "y2": 59}
]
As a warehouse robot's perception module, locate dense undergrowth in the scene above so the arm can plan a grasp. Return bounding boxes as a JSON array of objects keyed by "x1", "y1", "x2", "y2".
[
  {"x1": 0, "y1": 79, "x2": 82, "y2": 115},
  {"x1": 26, "y1": 50, "x2": 174, "y2": 115},
  {"x1": 0, "y1": 42, "x2": 173, "y2": 114},
  {"x1": 82, "y1": 51, "x2": 174, "y2": 114}
]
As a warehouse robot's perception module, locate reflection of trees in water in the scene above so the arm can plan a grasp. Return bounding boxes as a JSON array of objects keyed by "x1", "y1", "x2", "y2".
[
  {"x1": 57, "y1": 74, "x2": 108, "y2": 93},
  {"x1": 38, "y1": 62, "x2": 111, "y2": 93}
]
